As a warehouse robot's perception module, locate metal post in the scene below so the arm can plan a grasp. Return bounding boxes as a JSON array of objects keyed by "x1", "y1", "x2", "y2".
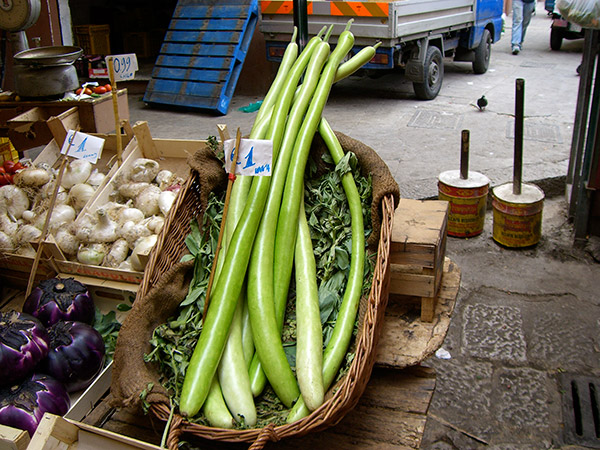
[
  {"x1": 568, "y1": 29, "x2": 598, "y2": 218},
  {"x1": 293, "y1": 0, "x2": 309, "y2": 52},
  {"x1": 574, "y1": 35, "x2": 600, "y2": 242},
  {"x1": 514, "y1": 78, "x2": 525, "y2": 195},
  {"x1": 460, "y1": 130, "x2": 469, "y2": 180}
]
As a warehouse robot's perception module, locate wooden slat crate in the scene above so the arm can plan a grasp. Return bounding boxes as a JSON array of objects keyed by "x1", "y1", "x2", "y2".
[
  {"x1": 143, "y1": 0, "x2": 259, "y2": 114},
  {"x1": 389, "y1": 198, "x2": 449, "y2": 322}
]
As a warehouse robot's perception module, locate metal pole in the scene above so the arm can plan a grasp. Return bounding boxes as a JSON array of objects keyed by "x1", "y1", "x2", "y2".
[
  {"x1": 574, "y1": 36, "x2": 600, "y2": 242},
  {"x1": 460, "y1": 129, "x2": 469, "y2": 180},
  {"x1": 568, "y1": 29, "x2": 598, "y2": 218},
  {"x1": 293, "y1": 0, "x2": 309, "y2": 52},
  {"x1": 514, "y1": 78, "x2": 525, "y2": 195}
]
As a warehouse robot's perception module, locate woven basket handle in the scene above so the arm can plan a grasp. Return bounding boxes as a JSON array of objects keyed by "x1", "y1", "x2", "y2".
[
  {"x1": 248, "y1": 423, "x2": 280, "y2": 450},
  {"x1": 166, "y1": 414, "x2": 184, "y2": 450}
]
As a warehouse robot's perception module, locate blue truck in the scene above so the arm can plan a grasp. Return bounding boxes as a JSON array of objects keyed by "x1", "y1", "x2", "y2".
[{"x1": 259, "y1": 0, "x2": 503, "y2": 99}]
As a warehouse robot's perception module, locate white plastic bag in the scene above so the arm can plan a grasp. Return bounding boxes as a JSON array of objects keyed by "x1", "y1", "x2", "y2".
[{"x1": 557, "y1": 0, "x2": 600, "y2": 29}]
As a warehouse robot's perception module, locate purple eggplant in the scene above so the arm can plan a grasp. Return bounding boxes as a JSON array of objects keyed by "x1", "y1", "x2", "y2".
[
  {"x1": 40, "y1": 321, "x2": 105, "y2": 393},
  {"x1": 0, "y1": 373, "x2": 70, "y2": 437},
  {"x1": 23, "y1": 277, "x2": 94, "y2": 327},
  {"x1": 0, "y1": 311, "x2": 49, "y2": 386}
]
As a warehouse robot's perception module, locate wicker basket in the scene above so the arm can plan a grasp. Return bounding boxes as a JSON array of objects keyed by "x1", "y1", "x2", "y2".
[{"x1": 137, "y1": 161, "x2": 395, "y2": 449}]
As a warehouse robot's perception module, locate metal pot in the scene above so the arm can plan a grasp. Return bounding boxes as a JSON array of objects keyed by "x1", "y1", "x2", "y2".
[
  {"x1": 14, "y1": 46, "x2": 83, "y2": 66},
  {"x1": 13, "y1": 64, "x2": 79, "y2": 97},
  {"x1": 13, "y1": 45, "x2": 83, "y2": 97}
]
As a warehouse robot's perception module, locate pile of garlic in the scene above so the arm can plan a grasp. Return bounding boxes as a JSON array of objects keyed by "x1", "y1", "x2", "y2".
[
  {"x1": 0, "y1": 160, "x2": 107, "y2": 257},
  {"x1": 66, "y1": 158, "x2": 183, "y2": 271}
]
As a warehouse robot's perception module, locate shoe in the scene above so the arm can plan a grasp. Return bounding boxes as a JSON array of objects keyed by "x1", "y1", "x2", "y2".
[{"x1": 512, "y1": 46, "x2": 520, "y2": 55}]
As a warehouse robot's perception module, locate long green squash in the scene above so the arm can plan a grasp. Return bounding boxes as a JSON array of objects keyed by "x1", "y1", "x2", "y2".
[
  {"x1": 247, "y1": 37, "x2": 332, "y2": 398},
  {"x1": 272, "y1": 22, "x2": 356, "y2": 347},
  {"x1": 287, "y1": 117, "x2": 366, "y2": 423}
]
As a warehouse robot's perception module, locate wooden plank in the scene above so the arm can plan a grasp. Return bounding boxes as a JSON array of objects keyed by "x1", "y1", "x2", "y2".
[
  {"x1": 152, "y1": 67, "x2": 227, "y2": 83},
  {"x1": 174, "y1": 5, "x2": 247, "y2": 18},
  {"x1": 142, "y1": 91, "x2": 219, "y2": 110},
  {"x1": 157, "y1": 54, "x2": 232, "y2": 70},
  {"x1": 0, "y1": 424, "x2": 30, "y2": 450},
  {"x1": 389, "y1": 264, "x2": 436, "y2": 297},
  {"x1": 420, "y1": 296, "x2": 437, "y2": 322},
  {"x1": 165, "y1": 30, "x2": 242, "y2": 44},
  {"x1": 160, "y1": 42, "x2": 234, "y2": 57},
  {"x1": 83, "y1": 367, "x2": 435, "y2": 450},
  {"x1": 28, "y1": 414, "x2": 79, "y2": 450},
  {"x1": 390, "y1": 242, "x2": 436, "y2": 267},
  {"x1": 132, "y1": 122, "x2": 160, "y2": 160},
  {"x1": 391, "y1": 199, "x2": 448, "y2": 246},
  {"x1": 376, "y1": 258, "x2": 461, "y2": 368},
  {"x1": 170, "y1": 18, "x2": 246, "y2": 31},
  {"x1": 148, "y1": 79, "x2": 222, "y2": 99}
]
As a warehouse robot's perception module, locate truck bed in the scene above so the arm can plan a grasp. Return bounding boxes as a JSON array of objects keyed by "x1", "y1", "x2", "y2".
[{"x1": 259, "y1": 0, "x2": 477, "y2": 46}]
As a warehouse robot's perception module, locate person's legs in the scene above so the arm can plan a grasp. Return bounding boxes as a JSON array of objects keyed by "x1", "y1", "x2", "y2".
[
  {"x1": 511, "y1": 0, "x2": 524, "y2": 53},
  {"x1": 520, "y1": 1, "x2": 536, "y2": 45}
]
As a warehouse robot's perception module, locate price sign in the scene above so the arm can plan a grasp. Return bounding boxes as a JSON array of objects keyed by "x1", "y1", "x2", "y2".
[
  {"x1": 223, "y1": 139, "x2": 273, "y2": 176},
  {"x1": 60, "y1": 130, "x2": 105, "y2": 164},
  {"x1": 106, "y1": 54, "x2": 139, "y2": 81}
]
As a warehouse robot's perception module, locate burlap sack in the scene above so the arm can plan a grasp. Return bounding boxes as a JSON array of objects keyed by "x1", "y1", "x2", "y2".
[{"x1": 111, "y1": 132, "x2": 399, "y2": 412}]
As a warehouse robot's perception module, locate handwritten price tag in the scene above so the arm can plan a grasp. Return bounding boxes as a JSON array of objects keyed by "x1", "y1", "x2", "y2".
[
  {"x1": 60, "y1": 130, "x2": 105, "y2": 164},
  {"x1": 223, "y1": 139, "x2": 273, "y2": 176},
  {"x1": 106, "y1": 54, "x2": 139, "y2": 81}
]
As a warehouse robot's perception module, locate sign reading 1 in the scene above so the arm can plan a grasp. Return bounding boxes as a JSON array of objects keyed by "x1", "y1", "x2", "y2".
[
  {"x1": 60, "y1": 130, "x2": 105, "y2": 164},
  {"x1": 223, "y1": 138, "x2": 273, "y2": 176},
  {"x1": 106, "y1": 54, "x2": 139, "y2": 82}
]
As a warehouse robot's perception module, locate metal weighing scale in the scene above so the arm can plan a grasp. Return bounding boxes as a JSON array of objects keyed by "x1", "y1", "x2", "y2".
[
  {"x1": 1, "y1": 0, "x2": 81, "y2": 97},
  {"x1": 0, "y1": 0, "x2": 41, "y2": 54}
]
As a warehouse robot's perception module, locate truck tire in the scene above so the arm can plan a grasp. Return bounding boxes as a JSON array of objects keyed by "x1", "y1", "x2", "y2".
[
  {"x1": 473, "y1": 29, "x2": 492, "y2": 74},
  {"x1": 550, "y1": 27, "x2": 563, "y2": 50},
  {"x1": 413, "y1": 46, "x2": 443, "y2": 100}
]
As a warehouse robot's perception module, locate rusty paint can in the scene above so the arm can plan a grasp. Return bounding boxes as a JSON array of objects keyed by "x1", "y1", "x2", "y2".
[
  {"x1": 492, "y1": 182, "x2": 545, "y2": 247},
  {"x1": 438, "y1": 170, "x2": 490, "y2": 237}
]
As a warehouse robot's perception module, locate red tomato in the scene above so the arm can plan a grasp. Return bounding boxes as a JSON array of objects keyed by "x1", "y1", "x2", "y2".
[
  {"x1": 93, "y1": 86, "x2": 107, "y2": 94},
  {"x1": 0, "y1": 173, "x2": 11, "y2": 185},
  {"x1": 13, "y1": 162, "x2": 24, "y2": 171},
  {"x1": 104, "y1": 84, "x2": 112, "y2": 92},
  {"x1": 0, "y1": 166, "x2": 5, "y2": 174},
  {"x1": 3, "y1": 160, "x2": 16, "y2": 174}
]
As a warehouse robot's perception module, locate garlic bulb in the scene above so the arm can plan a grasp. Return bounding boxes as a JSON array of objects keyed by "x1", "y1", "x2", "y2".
[
  {"x1": 130, "y1": 158, "x2": 160, "y2": 183},
  {"x1": 61, "y1": 159, "x2": 92, "y2": 189}
]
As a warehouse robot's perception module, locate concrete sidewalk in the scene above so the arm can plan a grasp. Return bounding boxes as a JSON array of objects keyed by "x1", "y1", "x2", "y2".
[{"x1": 128, "y1": 4, "x2": 600, "y2": 448}]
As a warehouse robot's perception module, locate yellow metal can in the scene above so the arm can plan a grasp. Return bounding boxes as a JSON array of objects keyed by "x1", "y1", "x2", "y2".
[
  {"x1": 492, "y1": 183, "x2": 545, "y2": 248},
  {"x1": 438, "y1": 170, "x2": 490, "y2": 238}
]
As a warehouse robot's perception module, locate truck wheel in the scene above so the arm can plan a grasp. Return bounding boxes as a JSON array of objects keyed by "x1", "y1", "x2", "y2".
[
  {"x1": 473, "y1": 29, "x2": 492, "y2": 74},
  {"x1": 550, "y1": 27, "x2": 563, "y2": 50},
  {"x1": 413, "y1": 46, "x2": 443, "y2": 100}
]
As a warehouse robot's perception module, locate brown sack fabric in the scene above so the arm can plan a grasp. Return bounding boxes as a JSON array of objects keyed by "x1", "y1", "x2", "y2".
[
  {"x1": 111, "y1": 259, "x2": 194, "y2": 408},
  {"x1": 110, "y1": 132, "x2": 399, "y2": 412}
]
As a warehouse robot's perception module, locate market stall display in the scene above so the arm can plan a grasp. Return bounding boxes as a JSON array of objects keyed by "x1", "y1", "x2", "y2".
[{"x1": 0, "y1": 15, "x2": 464, "y2": 450}]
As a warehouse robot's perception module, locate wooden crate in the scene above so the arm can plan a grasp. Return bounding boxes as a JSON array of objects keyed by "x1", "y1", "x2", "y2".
[
  {"x1": 0, "y1": 424, "x2": 29, "y2": 450},
  {"x1": 7, "y1": 106, "x2": 79, "y2": 151},
  {"x1": 389, "y1": 198, "x2": 449, "y2": 322},
  {"x1": 74, "y1": 24, "x2": 111, "y2": 55}
]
